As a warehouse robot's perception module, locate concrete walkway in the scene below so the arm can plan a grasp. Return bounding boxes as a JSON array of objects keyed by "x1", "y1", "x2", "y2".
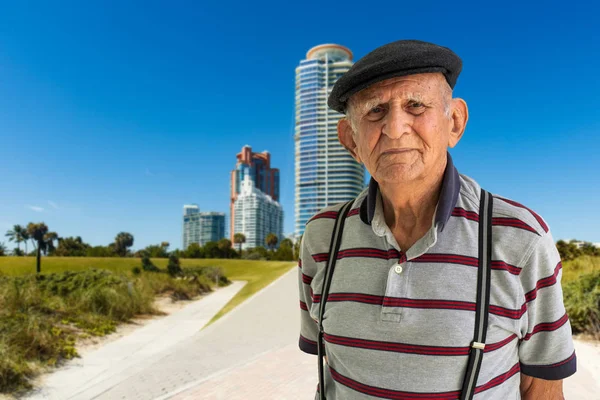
[
  {"x1": 22, "y1": 266, "x2": 599, "y2": 400},
  {"x1": 79, "y1": 267, "x2": 316, "y2": 400},
  {"x1": 564, "y1": 339, "x2": 600, "y2": 399},
  {"x1": 25, "y1": 281, "x2": 247, "y2": 400}
]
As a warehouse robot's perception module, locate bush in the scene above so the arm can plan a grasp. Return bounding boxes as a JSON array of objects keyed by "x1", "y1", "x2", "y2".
[
  {"x1": 243, "y1": 252, "x2": 264, "y2": 261},
  {"x1": 132, "y1": 266, "x2": 141, "y2": 275},
  {"x1": 563, "y1": 270, "x2": 600, "y2": 338},
  {"x1": 85, "y1": 246, "x2": 117, "y2": 257},
  {"x1": 562, "y1": 255, "x2": 600, "y2": 284},
  {"x1": 183, "y1": 266, "x2": 230, "y2": 287},
  {"x1": 167, "y1": 255, "x2": 182, "y2": 277},
  {"x1": 141, "y1": 256, "x2": 160, "y2": 273},
  {"x1": 0, "y1": 340, "x2": 35, "y2": 392}
]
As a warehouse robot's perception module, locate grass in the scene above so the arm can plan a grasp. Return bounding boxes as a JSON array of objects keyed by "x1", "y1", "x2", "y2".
[
  {"x1": 0, "y1": 257, "x2": 148, "y2": 276},
  {"x1": 0, "y1": 256, "x2": 296, "y2": 323},
  {"x1": 193, "y1": 259, "x2": 296, "y2": 324}
]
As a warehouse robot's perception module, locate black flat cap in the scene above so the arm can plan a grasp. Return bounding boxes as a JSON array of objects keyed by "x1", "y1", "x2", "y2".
[{"x1": 328, "y1": 40, "x2": 462, "y2": 113}]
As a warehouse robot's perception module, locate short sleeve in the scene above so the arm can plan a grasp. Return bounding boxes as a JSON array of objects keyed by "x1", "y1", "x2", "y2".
[
  {"x1": 517, "y1": 229, "x2": 577, "y2": 380},
  {"x1": 298, "y1": 233, "x2": 319, "y2": 355}
]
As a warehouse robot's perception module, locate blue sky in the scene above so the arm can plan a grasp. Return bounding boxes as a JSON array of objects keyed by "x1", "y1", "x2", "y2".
[{"x1": 1, "y1": 1, "x2": 598, "y2": 250}]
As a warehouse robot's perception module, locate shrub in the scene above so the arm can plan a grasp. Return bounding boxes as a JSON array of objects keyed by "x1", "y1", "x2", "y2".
[
  {"x1": 183, "y1": 266, "x2": 229, "y2": 286},
  {"x1": 0, "y1": 339, "x2": 35, "y2": 392},
  {"x1": 242, "y1": 252, "x2": 264, "y2": 261},
  {"x1": 562, "y1": 255, "x2": 600, "y2": 284},
  {"x1": 141, "y1": 256, "x2": 160, "y2": 273},
  {"x1": 132, "y1": 266, "x2": 141, "y2": 275},
  {"x1": 563, "y1": 270, "x2": 600, "y2": 338},
  {"x1": 167, "y1": 255, "x2": 182, "y2": 277}
]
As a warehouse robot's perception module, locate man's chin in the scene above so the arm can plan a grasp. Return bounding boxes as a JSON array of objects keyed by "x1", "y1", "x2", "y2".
[{"x1": 375, "y1": 167, "x2": 422, "y2": 185}]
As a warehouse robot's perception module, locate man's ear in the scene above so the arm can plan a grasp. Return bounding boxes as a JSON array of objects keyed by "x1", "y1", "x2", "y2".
[
  {"x1": 448, "y1": 98, "x2": 468, "y2": 148},
  {"x1": 338, "y1": 118, "x2": 362, "y2": 163}
]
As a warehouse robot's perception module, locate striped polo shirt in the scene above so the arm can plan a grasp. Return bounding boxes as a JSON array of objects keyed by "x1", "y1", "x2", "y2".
[{"x1": 298, "y1": 152, "x2": 576, "y2": 399}]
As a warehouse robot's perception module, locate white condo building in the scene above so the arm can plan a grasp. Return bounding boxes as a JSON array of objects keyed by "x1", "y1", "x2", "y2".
[
  {"x1": 294, "y1": 44, "x2": 365, "y2": 235},
  {"x1": 234, "y1": 175, "x2": 284, "y2": 250}
]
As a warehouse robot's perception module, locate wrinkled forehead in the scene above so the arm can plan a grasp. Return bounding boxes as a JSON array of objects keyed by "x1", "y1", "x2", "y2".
[{"x1": 350, "y1": 72, "x2": 446, "y2": 106}]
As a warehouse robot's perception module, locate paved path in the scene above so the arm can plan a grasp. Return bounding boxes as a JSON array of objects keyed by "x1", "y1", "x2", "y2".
[
  {"x1": 564, "y1": 339, "x2": 600, "y2": 399},
  {"x1": 113, "y1": 268, "x2": 315, "y2": 400},
  {"x1": 25, "y1": 280, "x2": 249, "y2": 400},
  {"x1": 23, "y1": 266, "x2": 598, "y2": 399}
]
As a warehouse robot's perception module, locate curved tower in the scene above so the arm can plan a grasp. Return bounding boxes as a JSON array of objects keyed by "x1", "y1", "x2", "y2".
[{"x1": 294, "y1": 44, "x2": 365, "y2": 235}]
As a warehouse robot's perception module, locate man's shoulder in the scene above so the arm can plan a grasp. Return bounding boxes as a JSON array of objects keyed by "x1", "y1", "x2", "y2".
[
  {"x1": 307, "y1": 190, "x2": 367, "y2": 224},
  {"x1": 458, "y1": 173, "x2": 550, "y2": 238},
  {"x1": 303, "y1": 189, "x2": 368, "y2": 242}
]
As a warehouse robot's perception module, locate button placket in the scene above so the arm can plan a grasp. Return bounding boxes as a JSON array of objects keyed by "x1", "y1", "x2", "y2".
[{"x1": 381, "y1": 252, "x2": 410, "y2": 323}]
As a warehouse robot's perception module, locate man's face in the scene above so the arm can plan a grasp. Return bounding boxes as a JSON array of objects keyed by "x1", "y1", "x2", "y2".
[{"x1": 341, "y1": 73, "x2": 464, "y2": 185}]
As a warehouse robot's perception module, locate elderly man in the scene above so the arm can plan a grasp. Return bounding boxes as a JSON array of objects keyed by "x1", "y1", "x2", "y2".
[{"x1": 298, "y1": 40, "x2": 576, "y2": 400}]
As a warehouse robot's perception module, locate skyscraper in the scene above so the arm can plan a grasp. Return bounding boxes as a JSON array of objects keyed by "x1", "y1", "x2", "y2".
[
  {"x1": 183, "y1": 204, "x2": 200, "y2": 217},
  {"x1": 233, "y1": 175, "x2": 283, "y2": 250},
  {"x1": 182, "y1": 204, "x2": 225, "y2": 250},
  {"x1": 294, "y1": 44, "x2": 365, "y2": 235},
  {"x1": 230, "y1": 145, "x2": 279, "y2": 242}
]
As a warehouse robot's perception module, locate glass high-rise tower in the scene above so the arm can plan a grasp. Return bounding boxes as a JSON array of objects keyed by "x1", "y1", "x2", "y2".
[
  {"x1": 182, "y1": 204, "x2": 225, "y2": 250},
  {"x1": 294, "y1": 44, "x2": 365, "y2": 235}
]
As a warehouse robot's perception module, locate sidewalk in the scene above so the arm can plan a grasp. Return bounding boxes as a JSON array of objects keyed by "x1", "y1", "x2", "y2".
[
  {"x1": 25, "y1": 281, "x2": 247, "y2": 400},
  {"x1": 77, "y1": 267, "x2": 312, "y2": 400},
  {"x1": 564, "y1": 339, "x2": 600, "y2": 399}
]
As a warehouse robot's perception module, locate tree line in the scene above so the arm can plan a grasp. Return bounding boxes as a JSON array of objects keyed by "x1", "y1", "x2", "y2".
[
  {"x1": 1, "y1": 223, "x2": 298, "y2": 272},
  {"x1": 556, "y1": 239, "x2": 600, "y2": 261},
  {"x1": 3, "y1": 224, "x2": 135, "y2": 257},
  {"x1": 2, "y1": 224, "x2": 597, "y2": 265},
  {"x1": 2, "y1": 223, "x2": 597, "y2": 264}
]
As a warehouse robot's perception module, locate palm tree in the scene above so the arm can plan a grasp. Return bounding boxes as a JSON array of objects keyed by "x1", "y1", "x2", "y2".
[
  {"x1": 280, "y1": 238, "x2": 293, "y2": 249},
  {"x1": 0, "y1": 241, "x2": 7, "y2": 256},
  {"x1": 27, "y1": 222, "x2": 48, "y2": 273},
  {"x1": 5, "y1": 224, "x2": 28, "y2": 255},
  {"x1": 217, "y1": 238, "x2": 232, "y2": 258},
  {"x1": 44, "y1": 232, "x2": 59, "y2": 255},
  {"x1": 113, "y1": 232, "x2": 134, "y2": 257},
  {"x1": 265, "y1": 233, "x2": 278, "y2": 252},
  {"x1": 233, "y1": 233, "x2": 246, "y2": 252}
]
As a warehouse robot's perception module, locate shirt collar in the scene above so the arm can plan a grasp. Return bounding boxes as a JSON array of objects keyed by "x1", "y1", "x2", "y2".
[{"x1": 359, "y1": 151, "x2": 460, "y2": 232}]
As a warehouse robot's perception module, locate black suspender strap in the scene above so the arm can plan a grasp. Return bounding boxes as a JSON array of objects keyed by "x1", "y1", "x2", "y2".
[
  {"x1": 317, "y1": 200, "x2": 354, "y2": 400},
  {"x1": 315, "y1": 191, "x2": 492, "y2": 400},
  {"x1": 460, "y1": 189, "x2": 494, "y2": 400}
]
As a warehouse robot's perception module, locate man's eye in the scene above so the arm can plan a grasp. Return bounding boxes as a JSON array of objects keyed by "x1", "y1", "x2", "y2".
[
  {"x1": 410, "y1": 102, "x2": 424, "y2": 108},
  {"x1": 370, "y1": 106, "x2": 384, "y2": 114}
]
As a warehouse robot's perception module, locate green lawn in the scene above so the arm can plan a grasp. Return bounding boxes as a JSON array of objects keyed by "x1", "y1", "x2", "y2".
[{"x1": 0, "y1": 257, "x2": 296, "y2": 324}]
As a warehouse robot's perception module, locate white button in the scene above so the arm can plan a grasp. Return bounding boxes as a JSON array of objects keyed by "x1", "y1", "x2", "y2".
[{"x1": 394, "y1": 264, "x2": 403, "y2": 274}]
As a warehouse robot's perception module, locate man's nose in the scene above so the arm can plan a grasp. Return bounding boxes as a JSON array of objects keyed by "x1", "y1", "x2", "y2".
[{"x1": 382, "y1": 105, "x2": 412, "y2": 139}]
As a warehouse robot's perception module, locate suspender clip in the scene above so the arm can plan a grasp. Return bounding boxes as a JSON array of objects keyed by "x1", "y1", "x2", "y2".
[{"x1": 471, "y1": 341, "x2": 485, "y2": 350}]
